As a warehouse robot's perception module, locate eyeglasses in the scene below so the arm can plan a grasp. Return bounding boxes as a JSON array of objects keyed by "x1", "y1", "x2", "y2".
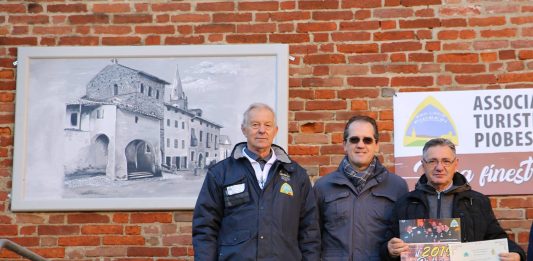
[
  {"x1": 423, "y1": 158, "x2": 456, "y2": 168},
  {"x1": 347, "y1": 136, "x2": 376, "y2": 145}
]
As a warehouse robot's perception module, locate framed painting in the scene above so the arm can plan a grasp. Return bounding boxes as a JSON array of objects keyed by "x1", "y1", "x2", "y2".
[{"x1": 12, "y1": 44, "x2": 288, "y2": 211}]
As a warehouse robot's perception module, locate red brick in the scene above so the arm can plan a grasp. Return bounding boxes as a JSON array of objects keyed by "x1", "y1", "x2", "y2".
[
  {"x1": 481, "y1": 52, "x2": 498, "y2": 62},
  {"x1": 469, "y1": 17, "x2": 506, "y2": 27},
  {"x1": 480, "y1": 29, "x2": 517, "y2": 38},
  {"x1": 518, "y1": 50, "x2": 533, "y2": 60},
  {"x1": 293, "y1": 134, "x2": 329, "y2": 144},
  {"x1": 127, "y1": 247, "x2": 168, "y2": 257},
  {"x1": 68, "y1": 14, "x2": 109, "y2": 24},
  {"x1": 399, "y1": 18, "x2": 440, "y2": 28},
  {"x1": 32, "y1": 248, "x2": 65, "y2": 258},
  {"x1": 455, "y1": 74, "x2": 497, "y2": 84},
  {"x1": 445, "y1": 64, "x2": 485, "y2": 73},
  {"x1": 304, "y1": 54, "x2": 345, "y2": 64},
  {"x1": 47, "y1": 4, "x2": 87, "y2": 13},
  {"x1": 82, "y1": 225, "x2": 123, "y2": 235},
  {"x1": 330, "y1": 65, "x2": 369, "y2": 75},
  {"x1": 102, "y1": 37, "x2": 141, "y2": 45},
  {"x1": 339, "y1": 21, "x2": 380, "y2": 30},
  {"x1": 331, "y1": 32, "x2": 371, "y2": 41},
  {"x1": 226, "y1": 34, "x2": 267, "y2": 43},
  {"x1": 152, "y1": 3, "x2": 190, "y2": 11},
  {"x1": 38, "y1": 225, "x2": 79, "y2": 235},
  {"x1": 392, "y1": 76, "x2": 433, "y2": 86},
  {"x1": 441, "y1": 18, "x2": 467, "y2": 27},
  {"x1": 289, "y1": 89, "x2": 314, "y2": 99},
  {"x1": 103, "y1": 236, "x2": 145, "y2": 245},
  {"x1": 409, "y1": 53, "x2": 434, "y2": 62},
  {"x1": 337, "y1": 89, "x2": 380, "y2": 98},
  {"x1": 473, "y1": 40, "x2": 508, "y2": 50},
  {"x1": 213, "y1": 13, "x2": 252, "y2": 23},
  {"x1": 381, "y1": 41, "x2": 422, "y2": 52},
  {"x1": 114, "y1": 14, "x2": 152, "y2": 24},
  {"x1": 297, "y1": 22, "x2": 337, "y2": 32},
  {"x1": 507, "y1": 61, "x2": 524, "y2": 71},
  {"x1": 294, "y1": 112, "x2": 335, "y2": 121},
  {"x1": 511, "y1": 40, "x2": 533, "y2": 49},
  {"x1": 0, "y1": 37, "x2": 38, "y2": 45},
  {"x1": 298, "y1": 0, "x2": 339, "y2": 10},
  {"x1": 303, "y1": 78, "x2": 342, "y2": 87},
  {"x1": 438, "y1": 30, "x2": 459, "y2": 40},
  {"x1": 341, "y1": 0, "x2": 381, "y2": 8},
  {"x1": 195, "y1": 24, "x2": 235, "y2": 34},
  {"x1": 440, "y1": 6, "x2": 481, "y2": 16},
  {"x1": 131, "y1": 213, "x2": 172, "y2": 223},
  {"x1": 58, "y1": 236, "x2": 100, "y2": 246},
  {"x1": 374, "y1": 31, "x2": 416, "y2": 41},
  {"x1": 444, "y1": 44, "x2": 470, "y2": 51},
  {"x1": 401, "y1": 0, "x2": 441, "y2": 6},
  {"x1": 437, "y1": 53, "x2": 478, "y2": 63},
  {"x1": 374, "y1": 8, "x2": 413, "y2": 18},
  {"x1": 237, "y1": 24, "x2": 276, "y2": 33},
  {"x1": 338, "y1": 43, "x2": 378, "y2": 53},
  {"x1": 196, "y1": 2, "x2": 234, "y2": 11},
  {"x1": 270, "y1": 11, "x2": 311, "y2": 21},
  {"x1": 239, "y1": 1, "x2": 279, "y2": 11},
  {"x1": 511, "y1": 16, "x2": 533, "y2": 25},
  {"x1": 93, "y1": 3, "x2": 131, "y2": 13},
  {"x1": 135, "y1": 25, "x2": 175, "y2": 34},
  {"x1": 346, "y1": 77, "x2": 388, "y2": 87},
  {"x1": 94, "y1": 26, "x2": 131, "y2": 35},
  {"x1": 171, "y1": 14, "x2": 210, "y2": 23},
  {"x1": 0, "y1": 225, "x2": 17, "y2": 236},
  {"x1": 313, "y1": 11, "x2": 353, "y2": 20},
  {"x1": 165, "y1": 36, "x2": 204, "y2": 45},
  {"x1": 289, "y1": 145, "x2": 320, "y2": 155},
  {"x1": 58, "y1": 36, "x2": 99, "y2": 45},
  {"x1": 498, "y1": 72, "x2": 533, "y2": 83},
  {"x1": 391, "y1": 53, "x2": 406, "y2": 62},
  {"x1": 85, "y1": 246, "x2": 127, "y2": 257},
  {"x1": 351, "y1": 100, "x2": 369, "y2": 110},
  {"x1": 300, "y1": 122, "x2": 325, "y2": 133},
  {"x1": 306, "y1": 100, "x2": 346, "y2": 110},
  {"x1": 415, "y1": 8, "x2": 434, "y2": 17}
]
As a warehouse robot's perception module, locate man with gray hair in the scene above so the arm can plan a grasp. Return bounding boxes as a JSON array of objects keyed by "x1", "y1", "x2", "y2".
[
  {"x1": 381, "y1": 138, "x2": 525, "y2": 261},
  {"x1": 193, "y1": 103, "x2": 320, "y2": 260}
]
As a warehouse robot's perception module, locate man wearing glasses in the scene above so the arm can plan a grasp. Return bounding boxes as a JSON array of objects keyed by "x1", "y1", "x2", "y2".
[
  {"x1": 314, "y1": 115, "x2": 408, "y2": 260},
  {"x1": 382, "y1": 138, "x2": 525, "y2": 261}
]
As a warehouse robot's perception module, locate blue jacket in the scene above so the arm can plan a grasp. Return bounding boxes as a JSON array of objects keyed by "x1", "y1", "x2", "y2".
[
  {"x1": 380, "y1": 173, "x2": 526, "y2": 261},
  {"x1": 192, "y1": 142, "x2": 321, "y2": 261},
  {"x1": 313, "y1": 158, "x2": 408, "y2": 260}
]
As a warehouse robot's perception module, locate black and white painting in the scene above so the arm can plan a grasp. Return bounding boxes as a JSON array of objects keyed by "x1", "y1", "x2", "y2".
[{"x1": 12, "y1": 45, "x2": 288, "y2": 211}]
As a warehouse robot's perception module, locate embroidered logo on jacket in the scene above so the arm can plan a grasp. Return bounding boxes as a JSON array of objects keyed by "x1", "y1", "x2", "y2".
[{"x1": 280, "y1": 182, "x2": 293, "y2": 196}]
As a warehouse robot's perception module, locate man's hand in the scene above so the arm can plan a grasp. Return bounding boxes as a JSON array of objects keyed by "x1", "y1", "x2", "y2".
[
  {"x1": 387, "y1": 237, "x2": 408, "y2": 257},
  {"x1": 499, "y1": 252, "x2": 520, "y2": 261}
]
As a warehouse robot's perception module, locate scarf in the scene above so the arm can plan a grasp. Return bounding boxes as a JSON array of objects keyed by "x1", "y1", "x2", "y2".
[{"x1": 341, "y1": 156, "x2": 377, "y2": 194}]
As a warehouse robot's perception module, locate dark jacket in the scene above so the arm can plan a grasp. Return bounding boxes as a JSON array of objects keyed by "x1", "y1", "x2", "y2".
[
  {"x1": 192, "y1": 142, "x2": 320, "y2": 261},
  {"x1": 313, "y1": 158, "x2": 408, "y2": 260},
  {"x1": 380, "y1": 172, "x2": 526, "y2": 261}
]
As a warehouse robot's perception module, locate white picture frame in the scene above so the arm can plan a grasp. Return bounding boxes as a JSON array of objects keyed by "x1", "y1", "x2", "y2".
[{"x1": 12, "y1": 44, "x2": 288, "y2": 211}]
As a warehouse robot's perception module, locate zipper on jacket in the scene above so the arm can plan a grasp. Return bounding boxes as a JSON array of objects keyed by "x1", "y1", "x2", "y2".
[{"x1": 436, "y1": 191, "x2": 441, "y2": 218}]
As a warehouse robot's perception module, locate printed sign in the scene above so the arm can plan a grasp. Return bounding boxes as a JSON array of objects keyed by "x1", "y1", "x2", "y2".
[{"x1": 394, "y1": 89, "x2": 533, "y2": 195}]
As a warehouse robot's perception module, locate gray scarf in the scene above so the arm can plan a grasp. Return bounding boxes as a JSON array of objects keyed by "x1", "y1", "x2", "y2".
[{"x1": 341, "y1": 156, "x2": 377, "y2": 194}]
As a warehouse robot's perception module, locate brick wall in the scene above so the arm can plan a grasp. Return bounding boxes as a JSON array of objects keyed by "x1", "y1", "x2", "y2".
[{"x1": 1, "y1": 0, "x2": 532, "y2": 259}]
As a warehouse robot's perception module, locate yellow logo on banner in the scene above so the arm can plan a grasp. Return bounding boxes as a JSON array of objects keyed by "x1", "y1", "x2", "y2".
[
  {"x1": 404, "y1": 96, "x2": 458, "y2": 146},
  {"x1": 280, "y1": 183, "x2": 293, "y2": 196}
]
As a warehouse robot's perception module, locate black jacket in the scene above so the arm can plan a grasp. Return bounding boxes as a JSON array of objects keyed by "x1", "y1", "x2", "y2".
[
  {"x1": 380, "y1": 172, "x2": 526, "y2": 261},
  {"x1": 192, "y1": 142, "x2": 320, "y2": 261}
]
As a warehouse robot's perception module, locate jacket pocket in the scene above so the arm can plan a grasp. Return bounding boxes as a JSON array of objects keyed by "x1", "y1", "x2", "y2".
[
  {"x1": 218, "y1": 230, "x2": 252, "y2": 261},
  {"x1": 219, "y1": 229, "x2": 251, "y2": 246},
  {"x1": 323, "y1": 191, "x2": 351, "y2": 226},
  {"x1": 223, "y1": 183, "x2": 250, "y2": 208}
]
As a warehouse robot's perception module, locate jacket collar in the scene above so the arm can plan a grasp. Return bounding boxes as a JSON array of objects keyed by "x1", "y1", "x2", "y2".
[
  {"x1": 415, "y1": 172, "x2": 471, "y2": 195},
  {"x1": 231, "y1": 142, "x2": 291, "y2": 164}
]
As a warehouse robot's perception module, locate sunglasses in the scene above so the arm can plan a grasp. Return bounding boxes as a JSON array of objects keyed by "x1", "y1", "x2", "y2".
[{"x1": 347, "y1": 136, "x2": 376, "y2": 145}]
